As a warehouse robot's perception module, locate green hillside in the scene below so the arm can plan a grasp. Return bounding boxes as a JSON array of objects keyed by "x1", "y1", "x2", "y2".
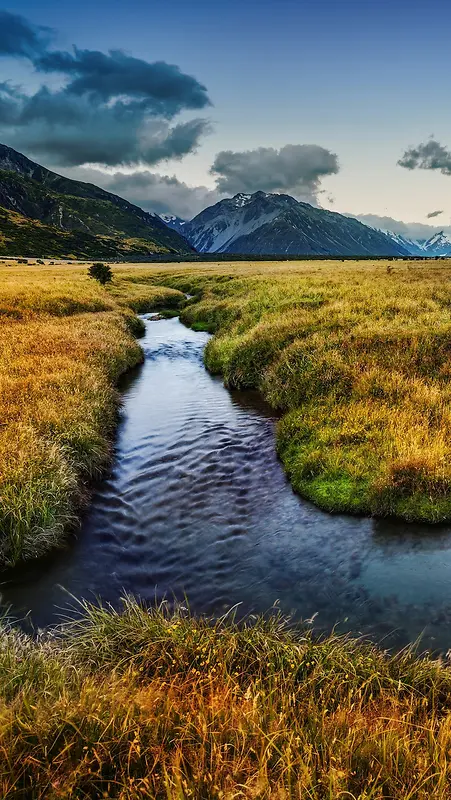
[
  {"x1": 0, "y1": 143, "x2": 194, "y2": 257},
  {"x1": 0, "y1": 207, "x2": 172, "y2": 259}
]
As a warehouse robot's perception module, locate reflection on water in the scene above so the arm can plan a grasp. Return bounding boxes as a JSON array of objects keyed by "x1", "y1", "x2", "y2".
[{"x1": 4, "y1": 317, "x2": 451, "y2": 651}]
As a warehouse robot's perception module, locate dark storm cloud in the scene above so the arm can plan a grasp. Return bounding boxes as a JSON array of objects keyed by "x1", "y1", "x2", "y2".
[
  {"x1": 0, "y1": 82, "x2": 22, "y2": 124},
  {"x1": 67, "y1": 141, "x2": 340, "y2": 220},
  {"x1": 426, "y1": 209, "x2": 443, "y2": 219},
  {"x1": 0, "y1": 11, "x2": 52, "y2": 59},
  {"x1": 210, "y1": 144, "x2": 339, "y2": 201},
  {"x1": 0, "y1": 11, "x2": 212, "y2": 168},
  {"x1": 398, "y1": 140, "x2": 451, "y2": 176},
  {"x1": 36, "y1": 48, "x2": 211, "y2": 116}
]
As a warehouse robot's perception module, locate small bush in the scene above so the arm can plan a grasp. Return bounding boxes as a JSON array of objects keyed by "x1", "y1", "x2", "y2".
[{"x1": 88, "y1": 262, "x2": 113, "y2": 285}]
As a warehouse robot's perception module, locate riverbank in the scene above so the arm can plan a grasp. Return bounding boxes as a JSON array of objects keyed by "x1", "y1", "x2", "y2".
[
  {"x1": 2, "y1": 597, "x2": 451, "y2": 798},
  {"x1": 4, "y1": 257, "x2": 451, "y2": 565},
  {"x1": 156, "y1": 258, "x2": 451, "y2": 523},
  {"x1": 0, "y1": 262, "x2": 184, "y2": 565},
  {"x1": 4, "y1": 259, "x2": 451, "y2": 796}
]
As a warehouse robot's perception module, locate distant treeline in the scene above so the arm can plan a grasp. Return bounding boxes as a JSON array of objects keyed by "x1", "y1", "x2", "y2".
[{"x1": 111, "y1": 252, "x2": 448, "y2": 263}]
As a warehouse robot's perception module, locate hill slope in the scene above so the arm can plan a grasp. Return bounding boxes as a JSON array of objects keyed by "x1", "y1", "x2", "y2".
[
  {"x1": 0, "y1": 208, "x2": 177, "y2": 259},
  {"x1": 0, "y1": 144, "x2": 194, "y2": 257},
  {"x1": 182, "y1": 192, "x2": 409, "y2": 256}
]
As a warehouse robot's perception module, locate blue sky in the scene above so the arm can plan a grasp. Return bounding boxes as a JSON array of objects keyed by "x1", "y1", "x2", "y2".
[{"x1": 2, "y1": 0, "x2": 451, "y2": 231}]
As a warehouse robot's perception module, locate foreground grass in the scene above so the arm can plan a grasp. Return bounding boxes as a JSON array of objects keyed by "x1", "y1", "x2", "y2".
[
  {"x1": 148, "y1": 258, "x2": 451, "y2": 522},
  {"x1": 0, "y1": 262, "x2": 184, "y2": 565},
  {"x1": 1, "y1": 597, "x2": 451, "y2": 798}
]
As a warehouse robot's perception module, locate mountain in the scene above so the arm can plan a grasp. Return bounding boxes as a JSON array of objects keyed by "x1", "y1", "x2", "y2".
[
  {"x1": 159, "y1": 214, "x2": 188, "y2": 236},
  {"x1": 0, "y1": 207, "x2": 184, "y2": 260},
  {"x1": 0, "y1": 144, "x2": 194, "y2": 258},
  {"x1": 181, "y1": 192, "x2": 409, "y2": 256},
  {"x1": 422, "y1": 231, "x2": 451, "y2": 256},
  {"x1": 377, "y1": 229, "x2": 428, "y2": 256}
]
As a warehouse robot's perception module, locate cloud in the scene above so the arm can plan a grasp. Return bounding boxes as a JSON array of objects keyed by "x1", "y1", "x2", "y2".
[
  {"x1": 66, "y1": 140, "x2": 342, "y2": 219},
  {"x1": 0, "y1": 11, "x2": 52, "y2": 59},
  {"x1": 398, "y1": 139, "x2": 451, "y2": 176},
  {"x1": 426, "y1": 209, "x2": 443, "y2": 219},
  {"x1": 67, "y1": 167, "x2": 220, "y2": 219},
  {"x1": 0, "y1": 11, "x2": 212, "y2": 169},
  {"x1": 210, "y1": 144, "x2": 339, "y2": 202},
  {"x1": 352, "y1": 213, "x2": 451, "y2": 242},
  {"x1": 36, "y1": 48, "x2": 210, "y2": 116}
]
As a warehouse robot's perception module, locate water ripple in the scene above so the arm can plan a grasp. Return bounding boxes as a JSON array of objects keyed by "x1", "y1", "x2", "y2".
[{"x1": 5, "y1": 317, "x2": 451, "y2": 652}]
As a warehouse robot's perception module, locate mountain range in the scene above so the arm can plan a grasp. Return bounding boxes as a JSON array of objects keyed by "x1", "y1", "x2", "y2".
[
  {"x1": 163, "y1": 192, "x2": 410, "y2": 257},
  {"x1": 0, "y1": 144, "x2": 193, "y2": 259},
  {"x1": 0, "y1": 144, "x2": 449, "y2": 260},
  {"x1": 375, "y1": 228, "x2": 451, "y2": 257}
]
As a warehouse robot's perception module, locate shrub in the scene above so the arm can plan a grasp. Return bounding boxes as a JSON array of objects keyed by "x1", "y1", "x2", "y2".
[{"x1": 88, "y1": 262, "x2": 113, "y2": 285}]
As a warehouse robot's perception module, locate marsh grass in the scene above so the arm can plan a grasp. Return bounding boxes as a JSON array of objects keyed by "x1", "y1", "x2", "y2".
[
  {"x1": 4, "y1": 257, "x2": 451, "y2": 563},
  {"x1": 156, "y1": 258, "x2": 451, "y2": 522},
  {"x1": 5, "y1": 260, "x2": 451, "y2": 796},
  {"x1": 2, "y1": 597, "x2": 451, "y2": 798},
  {"x1": 0, "y1": 262, "x2": 184, "y2": 564}
]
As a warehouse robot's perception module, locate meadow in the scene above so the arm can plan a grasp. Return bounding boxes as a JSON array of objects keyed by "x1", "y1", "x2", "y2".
[
  {"x1": 160, "y1": 258, "x2": 451, "y2": 523},
  {"x1": 2, "y1": 256, "x2": 451, "y2": 566},
  {"x1": 0, "y1": 260, "x2": 184, "y2": 565},
  {"x1": 2, "y1": 258, "x2": 451, "y2": 796}
]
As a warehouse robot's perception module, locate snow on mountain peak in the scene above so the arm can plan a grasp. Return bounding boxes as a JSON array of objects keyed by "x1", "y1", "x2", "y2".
[
  {"x1": 427, "y1": 231, "x2": 451, "y2": 247},
  {"x1": 180, "y1": 192, "x2": 409, "y2": 256},
  {"x1": 231, "y1": 193, "x2": 252, "y2": 207}
]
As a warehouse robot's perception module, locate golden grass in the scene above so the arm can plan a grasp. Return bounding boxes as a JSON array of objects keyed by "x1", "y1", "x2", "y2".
[
  {"x1": 3, "y1": 256, "x2": 451, "y2": 563},
  {"x1": 4, "y1": 259, "x2": 451, "y2": 796},
  {"x1": 0, "y1": 262, "x2": 184, "y2": 564},
  {"x1": 2, "y1": 598, "x2": 451, "y2": 799},
  {"x1": 149, "y1": 258, "x2": 451, "y2": 522}
]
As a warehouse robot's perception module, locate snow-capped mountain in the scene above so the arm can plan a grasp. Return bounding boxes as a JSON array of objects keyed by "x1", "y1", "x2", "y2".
[
  {"x1": 159, "y1": 213, "x2": 188, "y2": 236},
  {"x1": 181, "y1": 192, "x2": 409, "y2": 256},
  {"x1": 422, "y1": 231, "x2": 451, "y2": 256},
  {"x1": 378, "y1": 229, "x2": 428, "y2": 256},
  {"x1": 374, "y1": 228, "x2": 451, "y2": 257}
]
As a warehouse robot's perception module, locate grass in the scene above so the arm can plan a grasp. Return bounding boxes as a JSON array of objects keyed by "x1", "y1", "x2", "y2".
[
  {"x1": 147, "y1": 258, "x2": 451, "y2": 523},
  {"x1": 4, "y1": 259, "x2": 451, "y2": 795},
  {"x1": 4, "y1": 256, "x2": 451, "y2": 563},
  {"x1": 0, "y1": 261, "x2": 185, "y2": 565},
  {"x1": 2, "y1": 597, "x2": 451, "y2": 798}
]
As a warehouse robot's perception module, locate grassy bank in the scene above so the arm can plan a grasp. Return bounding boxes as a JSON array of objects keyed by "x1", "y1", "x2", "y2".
[
  {"x1": 1, "y1": 597, "x2": 451, "y2": 798},
  {"x1": 4, "y1": 260, "x2": 451, "y2": 797},
  {"x1": 4, "y1": 256, "x2": 451, "y2": 561},
  {"x1": 147, "y1": 258, "x2": 451, "y2": 523},
  {"x1": 0, "y1": 261, "x2": 184, "y2": 565}
]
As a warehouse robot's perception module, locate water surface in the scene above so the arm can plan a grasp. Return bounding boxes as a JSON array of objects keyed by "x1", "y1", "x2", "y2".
[{"x1": 4, "y1": 317, "x2": 451, "y2": 651}]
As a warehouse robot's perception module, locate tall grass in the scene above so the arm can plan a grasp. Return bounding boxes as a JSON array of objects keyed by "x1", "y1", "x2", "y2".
[
  {"x1": 0, "y1": 262, "x2": 184, "y2": 565},
  {"x1": 157, "y1": 258, "x2": 451, "y2": 522},
  {"x1": 4, "y1": 256, "x2": 451, "y2": 561},
  {"x1": 4, "y1": 259, "x2": 451, "y2": 796},
  {"x1": 1, "y1": 597, "x2": 451, "y2": 798}
]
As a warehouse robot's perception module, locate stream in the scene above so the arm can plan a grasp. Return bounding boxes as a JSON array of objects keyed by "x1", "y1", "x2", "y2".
[{"x1": 4, "y1": 316, "x2": 451, "y2": 652}]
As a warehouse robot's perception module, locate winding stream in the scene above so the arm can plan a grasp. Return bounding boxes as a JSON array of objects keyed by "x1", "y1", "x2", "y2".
[{"x1": 4, "y1": 317, "x2": 451, "y2": 651}]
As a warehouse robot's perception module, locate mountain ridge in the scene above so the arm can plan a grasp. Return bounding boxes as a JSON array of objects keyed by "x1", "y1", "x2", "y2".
[
  {"x1": 165, "y1": 192, "x2": 410, "y2": 256},
  {"x1": 379, "y1": 227, "x2": 451, "y2": 257},
  {"x1": 0, "y1": 144, "x2": 194, "y2": 257}
]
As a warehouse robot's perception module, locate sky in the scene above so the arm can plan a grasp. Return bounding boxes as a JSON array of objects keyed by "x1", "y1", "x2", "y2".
[{"x1": 2, "y1": 0, "x2": 451, "y2": 235}]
